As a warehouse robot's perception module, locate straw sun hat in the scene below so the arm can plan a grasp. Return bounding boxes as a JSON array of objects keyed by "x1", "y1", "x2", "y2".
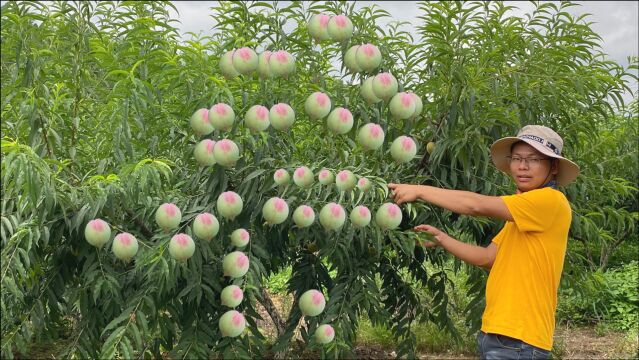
[{"x1": 490, "y1": 125, "x2": 580, "y2": 187}]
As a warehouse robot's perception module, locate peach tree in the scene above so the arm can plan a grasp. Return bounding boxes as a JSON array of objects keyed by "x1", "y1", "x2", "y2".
[{"x1": 1, "y1": 1, "x2": 636, "y2": 359}]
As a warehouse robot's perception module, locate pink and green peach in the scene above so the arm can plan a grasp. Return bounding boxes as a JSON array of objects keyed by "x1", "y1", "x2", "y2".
[
  {"x1": 262, "y1": 197, "x2": 289, "y2": 225},
  {"x1": 155, "y1": 203, "x2": 181, "y2": 232},
  {"x1": 299, "y1": 289, "x2": 326, "y2": 316},
  {"x1": 390, "y1": 136, "x2": 417, "y2": 163},
  {"x1": 350, "y1": 205, "x2": 371, "y2": 228},
  {"x1": 192, "y1": 212, "x2": 219, "y2": 241},
  {"x1": 372, "y1": 72, "x2": 398, "y2": 101},
  {"x1": 231, "y1": 228, "x2": 250, "y2": 248},
  {"x1": 194, "y1": 139, "x2": 216, "y2": 166},
  {"x1": 293, "y1": 205, "x2": 315, "y2": 228},
  {"x1": 222, "y1": 251, "x2": 250, "y2": 278},
  {"x1": 319, "y1": 202, "x2": 346, "y2": 231},
  {"x1": 208, "y1": 103, "x2": 235, "y2": 132},
  {"x1": 326, "y1": 107, "x2": 353, "y2": 135},
  {"x1": 244, "y1": 105, "x2": 270, "y2": 132},
  {"x1": 216, "y1": 191, "x2": 243, "y2": 220},
  {"x1": 168, "y1": 233, "x2": 195, "y2": 262},
  {"x1": 221, "y1": 285, "x2": 244, "y2": 308},
  {"x1": 293, "y1": 166, "x2": 314, "y2": 188},
  {"x1": 84, "y1": 219, "x2": 111, "y2": 248},
  {"x1": 304, "y1": 92, "x2": 331, "y2": 119},
  {"x1": 357, "y1": 123, "x2": 385, "y2": 151},
  {"x1": 269, "y1": 103, "x2": 295, "y2": 131},
  {"x1": 112, "y1": 232, "x2": 138, "y2": 262},
  {"x1": 335, "y1": 170, "x2": 357, "y2": 192},
  {"x1": 219, "y1": 310, "x2": 246, "y2": 337},
  {"x1": 375, "y1": 203, "x2": 403, "y2": 230},
  {"x1": 190, "y1": 108, "x2": 214, "y2": 136},
  {"x1": 213, "y1": 139, "x2": 240, "y2": 167}
]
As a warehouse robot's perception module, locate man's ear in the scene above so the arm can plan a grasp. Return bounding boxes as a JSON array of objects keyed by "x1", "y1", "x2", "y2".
[{"x1": 551, "y1": 159, "x2": 560, "y2": 175}]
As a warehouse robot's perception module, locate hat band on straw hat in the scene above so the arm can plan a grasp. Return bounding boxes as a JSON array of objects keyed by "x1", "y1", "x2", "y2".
[{"x1": 518, "y1": 134, "x2": 560, "y2": 156}]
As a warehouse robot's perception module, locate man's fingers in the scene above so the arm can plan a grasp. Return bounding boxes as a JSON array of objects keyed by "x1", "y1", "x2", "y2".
[
  {"x1": 422, "y1": 241, "x2": 438, "y2": 248},
  {"x1": 388, "y1": 183, "x2": 397, "y2": 189}
]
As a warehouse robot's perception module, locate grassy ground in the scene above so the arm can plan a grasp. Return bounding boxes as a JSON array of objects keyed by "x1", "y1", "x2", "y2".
[
  {"x1": 19, "y1": 266, "x2": 639, "y2": 359},
  {"x1": 252, "y1": 290, "x2": 638, "y2": 360}
]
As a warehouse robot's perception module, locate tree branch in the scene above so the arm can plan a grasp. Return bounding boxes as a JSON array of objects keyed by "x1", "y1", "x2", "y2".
[{"x1": 259, "y1": 288, "x2": 285, "y2": 337}]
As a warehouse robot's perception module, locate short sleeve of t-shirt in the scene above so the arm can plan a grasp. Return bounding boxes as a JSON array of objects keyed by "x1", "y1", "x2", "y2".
[
  {"x1": 500, "y1": 188, "x2": 560, "y2": 233},
  {"x1": 491, "y1": 226, "x2": 508, "y2": 246}
]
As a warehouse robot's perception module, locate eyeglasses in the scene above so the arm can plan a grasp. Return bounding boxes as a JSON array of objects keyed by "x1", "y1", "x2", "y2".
[{"x1": 506, "y1": 156, "x2": 552, "y2": 166}]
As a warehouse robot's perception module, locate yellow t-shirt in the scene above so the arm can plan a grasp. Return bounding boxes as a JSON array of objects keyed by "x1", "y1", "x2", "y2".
[{"x1": 481, "y1": 187, "x2": 571, "y2": 350}]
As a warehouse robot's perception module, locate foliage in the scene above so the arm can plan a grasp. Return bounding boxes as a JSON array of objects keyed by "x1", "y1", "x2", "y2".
[
  {"x1": 1, "y1": 1, "x2": 637, "y2": 359},
  {"x1": 557, "y1": 261, "x2": 639, "y2": 331}
]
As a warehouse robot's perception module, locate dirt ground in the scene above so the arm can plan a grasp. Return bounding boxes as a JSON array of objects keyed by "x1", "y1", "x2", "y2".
[
  {"x1": 20, "y1": 291, "x2": 638, "y2": 359},
  {"x1": 255, "y1": 292, "x2": 638, "y2": 360}
]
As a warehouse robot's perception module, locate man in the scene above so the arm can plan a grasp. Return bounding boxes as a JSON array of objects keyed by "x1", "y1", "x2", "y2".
[{"x1": 388, "y1": 125, "x2": 580, "y2": 360}]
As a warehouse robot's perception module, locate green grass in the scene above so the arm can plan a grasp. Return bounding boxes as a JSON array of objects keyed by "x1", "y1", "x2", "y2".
[{"x1": 355, "y1": 315, "x2": 477, "y2": 355}]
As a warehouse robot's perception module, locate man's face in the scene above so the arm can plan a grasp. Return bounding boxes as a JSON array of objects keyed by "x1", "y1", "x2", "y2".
[{"x1": 509, "y1": 142, "x2": 559, "y2": 192}]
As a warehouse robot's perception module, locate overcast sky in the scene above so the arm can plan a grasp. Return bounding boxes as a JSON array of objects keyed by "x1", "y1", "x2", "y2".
[{"x1": 167, "y1": 1, "x2": 638, "y2": 104}]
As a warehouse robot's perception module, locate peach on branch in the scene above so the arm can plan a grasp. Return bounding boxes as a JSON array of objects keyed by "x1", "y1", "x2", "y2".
[
  {"x1": 216, "y1": 191, "x2": 243, "y2": 220},
  {"x1": 326, "y1": 107, "x2": 353, "y2": 135},
  {"x1": 219, "y1": 50, "x2": 239, "y2": 79},
  {"x1": 257, "y1": 51, "x2": 272, "y2": 79},
  {"x1": 315, "y1": 324, "x2": 335, "y2": 344},
  {"x1": 219, "y1": 310, "x2": 246, "y2": 337},
  {"x1": 269, "y1": 50, "x2": 296, "y2": 77},
  {"x1": 208, "y1": 103, "x2": 235, "y2": 132},
  {"x1": 190, "y1": 108, "x2": 214, "y2": 136},
  {"x1": 274, "y1": 168, "x2": 290, "y2": 186},
  {"x1": 357, "y1": 177, "x2": 372, "y2": 192},
  {"x1": 223, "y1": 251, "x2": 250, "y2": 278},
  {"x1": 357, "y1": 123, "x2": 385, "y2": 151},
  {"x1": 192, "y1": 213, "x2": 219, "y2": 241},
  {"x1": 308, "y1": 13, "x2": 331, "y2": 42},
  {"x1": 213, "y1": 139, "x2": 240, "y2": 167},
  {"x1": 355, "y1": 44, "x2": 382, "y2": 72},
  {"x1": 169, "y1": 233, "x2": 195, "y2": 262},
  {"x1": 155, "y1": 203, "x2": 181, "y2": 232},
  {"x1": 319, "y1": 202, "x2": 346, "y2": 231},
  {"x1": 360, "y1": 77, "x2": 382, "y2": 104},
  {"x1": 84, "y1": 219, "x2": 111, "y2": 248},
  {"x1": 390, "y1": 136, "x2": 417, "y2": 163},
  {"x1": 262, "y1": 197, "x2": 289, "y2": 225},
  {"x1": 269, "y1": 103, "x2": 295, "y2": 131},
  {"x1": 299, "y1": 289, "x2": 326, "y2": 316},
  {"x1": 375, "y1": 203, "x2": 403, "y2": 230},
  {"x1": 293, "y1": 205, "x2": 315, "y2": 228},
  {"x1": 350, "y1": 205, "x2": 371, "y2": 228},
  {"x1": 245, "y1": 105, "x2": 270, "y2": 132},
  {"x1": 408, "y1": 92, "x2": 423, "y2": 119},
  {"x1": 389, "y1": 92, "x2": 416, "y2": 120},
  {"x1": 335, "y1": 170, "x2": 357, "y2": 192},
  {"x1": 231, "y1": 47, "x2": 258, "y2": 74},
  {"x1": 343, "y1": 45, "x2": 361, "y2": 73},
  {"x1": 318, "y1": 168, "x2": 334, "y2": 185},
  {"x1": 304, "y1": 92, "x2": 332, "y2": 120},
  {"x1": 327, "y1": 15, "x2": 353, "y2": 42},
  {"x1": 193, "y1": 139, "x2": 216, "y2": 166},
  {"x1": 112, "y1": 232, "x2": 138, "y2": 262},
  {"x1": 231, "y1": 228, "x2": 250, "y2": 248},
  {"x1": 372, "y1": 72, "x2": 398, "y2": 101},
  {"x1": 293, "y1": 166, "x2": 314, "y2": 188},
  {"x1": 221, "y1": 285, "x2": 244, "y2": 308}
]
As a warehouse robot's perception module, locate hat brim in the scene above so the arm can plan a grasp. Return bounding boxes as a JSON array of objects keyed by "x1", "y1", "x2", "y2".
[{"x1": 490, "y1": 137, "x2": 580, "y2": 187}]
